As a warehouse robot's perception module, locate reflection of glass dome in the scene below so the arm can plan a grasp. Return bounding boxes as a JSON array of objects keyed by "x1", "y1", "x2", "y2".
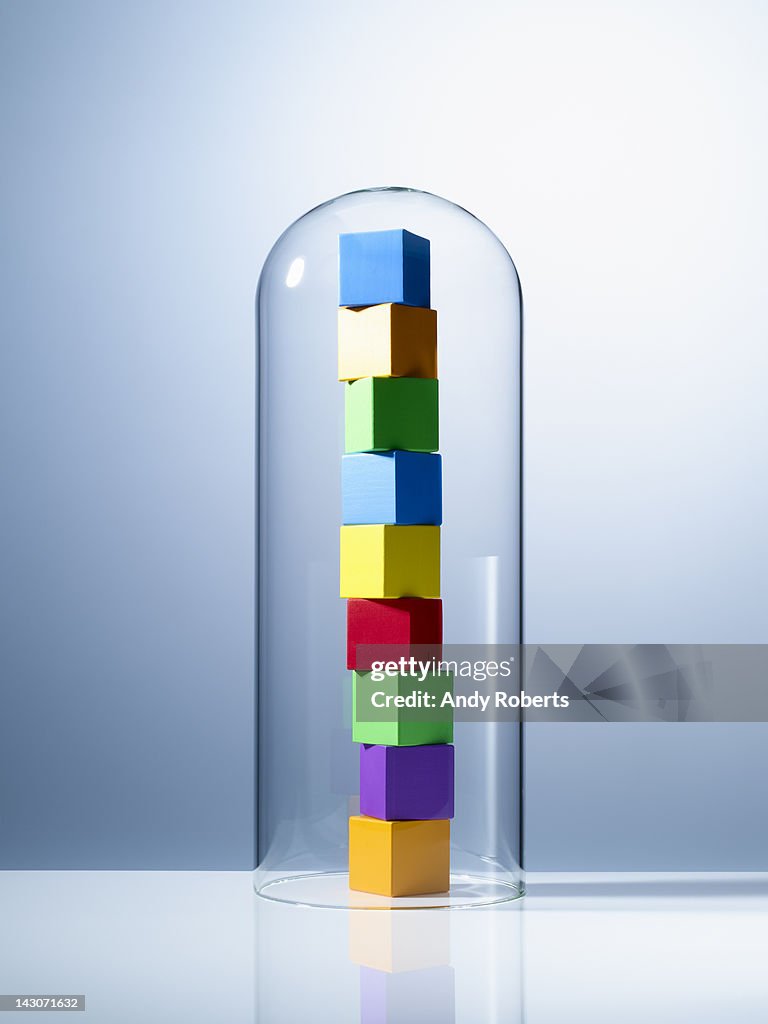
[{"x1": 254, "y1": 187, "x2": 523, "y2": 909}]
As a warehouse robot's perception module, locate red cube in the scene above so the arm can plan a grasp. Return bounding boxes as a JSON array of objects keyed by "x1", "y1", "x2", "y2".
[{"x1": 347, "y1": 598, "x2": 443, "y2": 670}]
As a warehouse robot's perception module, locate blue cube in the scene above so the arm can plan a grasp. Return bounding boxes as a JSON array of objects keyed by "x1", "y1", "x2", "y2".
[
  {"x1": 339, "y1": 229, "x2": 430, "y2": 308},
  {"x1": 342, "y1": 451, "x2": 442, "y2": 525}
]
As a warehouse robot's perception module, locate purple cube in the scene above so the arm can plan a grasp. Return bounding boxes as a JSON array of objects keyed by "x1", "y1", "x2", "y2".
[{"x1": 359, "y1": 744, "x2": 454, "y2": 821}]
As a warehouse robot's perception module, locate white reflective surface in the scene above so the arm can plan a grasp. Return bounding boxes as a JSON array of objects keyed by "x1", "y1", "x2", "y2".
[{"x1": 0, "y1": 872, "x2": 766, "y2": 1022}]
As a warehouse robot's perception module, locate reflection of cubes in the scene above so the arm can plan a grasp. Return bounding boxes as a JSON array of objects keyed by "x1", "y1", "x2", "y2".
[
  {"x1": 352, "y1": 670, "x2": 453, "y2": 746},
  {"x1": 339, "y1": 229, "x2": 430, "y2": 308},
  {"x1": 342, "y1": 452, "x2": 442, "y2": 526},
  {"x1": 349, "y1": 816, "x2": 450, "y2": 897},
  {"x1": 345, "y1": 377, "x2": 438, "y2": 453},
  {"x1": 338, "y1": 303, "x2": 437, "y2": 382},
  {"x1": 360, "y1": 744, "x2": 454, "y2": 821},
  {"x1": 348, "y1": 909, "x2": 451, "y2": 973},
  {"x1": 347, "y1": 597, "x2": 442, "y2": 670},
  {"x1": 340, "y1": 526, "x2": 440, "y2": 599},
  {"x1": 360, "y1": 965, "x2": 456, "y2": 1024}
]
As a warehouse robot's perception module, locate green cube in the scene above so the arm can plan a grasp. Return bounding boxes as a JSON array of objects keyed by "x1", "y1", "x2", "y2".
[
  {"x1": 352, "y1": 669, "x2": 453, "y2": 746},
  {"x1": 345, "y1": 378, "x2": 439, "y2": 453}
]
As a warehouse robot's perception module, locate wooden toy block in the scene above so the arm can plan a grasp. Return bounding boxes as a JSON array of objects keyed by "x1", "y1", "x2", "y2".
[
  {"x1": 349, "y1": 816, "x2": 450, "y2": 896},
  {"x1": 338, "y1": 304, "x2": 437, "y2": 382},
  {"x1": 360, "y1": 966, "x2": 456, "y2": 1024},
  {"x1": 339, "y1": 525, "x2": 440, "y2": 598},
  {"x1": 352, "y1": 669, "x2": 453, "y2": 746},
  {"x1": 348, "y1": 906, "x2": 451, "y2": 972},
  {"x1": 339, "y1": 229, "x2": 430, "y2": 308},
  {"x1": 345, "y1": 377, "x2": 438, "y2": 453},
  {"x1": 360, "y1": 743, "x2": 454, "y2": 821},
  {"x1": 347, "y1": 597, "x2": 442, "y2": 670},
  {"x1": 342, "y1": 452, "x2": 442, "y2": 526}
]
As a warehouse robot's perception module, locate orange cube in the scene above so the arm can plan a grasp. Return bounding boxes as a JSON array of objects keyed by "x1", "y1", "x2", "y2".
[{"x1": 338, "y1": 304, "x2": 437, "y2": 382}]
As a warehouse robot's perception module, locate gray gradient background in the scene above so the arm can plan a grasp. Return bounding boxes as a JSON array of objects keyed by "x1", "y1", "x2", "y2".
[{"x1": 1, "y1": 0, "x2": 766, "y2": 870}]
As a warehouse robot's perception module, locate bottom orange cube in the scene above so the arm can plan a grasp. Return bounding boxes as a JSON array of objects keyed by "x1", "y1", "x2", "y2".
[{"x1": 349, "y1": 815, "x2": 450, "y2": 897}]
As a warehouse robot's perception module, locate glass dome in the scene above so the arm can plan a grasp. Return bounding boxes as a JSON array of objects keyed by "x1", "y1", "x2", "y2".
[{"x1": 254, "y1": 187, "x2": 523, "y2": 909}]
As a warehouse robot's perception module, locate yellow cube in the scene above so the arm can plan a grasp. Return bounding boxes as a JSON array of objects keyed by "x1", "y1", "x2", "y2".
[
  {"x1": 339, "y1": 525, "x2": 440, "y2": 598},
  {"x1": 338, "y1": 304, "x2": 437, "y2": 382},
  {"x1": 349, "y1": 816, "x2": 450, "y2": 897}
]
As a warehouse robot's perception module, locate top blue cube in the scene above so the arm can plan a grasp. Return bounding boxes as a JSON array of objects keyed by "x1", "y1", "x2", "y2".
[{"x1": 339, "y1": 229, "x2": 430, "y2": 308}]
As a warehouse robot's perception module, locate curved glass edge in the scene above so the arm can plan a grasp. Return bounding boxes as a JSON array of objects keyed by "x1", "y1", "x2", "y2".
[
  {"x1": 253, "y1": 870, "x2": 526, "y2": 911},
  {"x1": 256, "y1": 185, "x2": 523, "y2": 303}
]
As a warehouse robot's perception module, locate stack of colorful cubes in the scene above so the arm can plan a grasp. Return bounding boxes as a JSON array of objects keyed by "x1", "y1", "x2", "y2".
[{"x1": 338, "y1": 229, "x2": 454, "y2": 897}]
